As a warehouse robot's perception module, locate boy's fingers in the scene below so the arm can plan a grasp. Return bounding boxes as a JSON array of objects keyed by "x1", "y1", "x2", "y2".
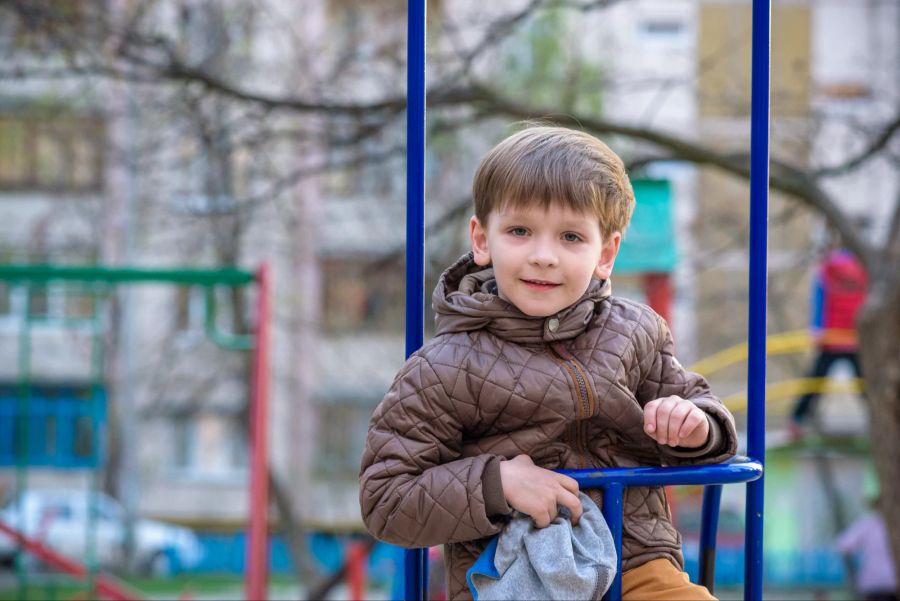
[
  {"x1": 557, "y1": 489, "x2": 583, "y2": 526},
  {"x1": 668, "y1": 402, "x2": 692, "y2": 446},
  {"x1": 643, "y1": 399, "x2": 660, "y2": 433},
  {"x1": 533, "y1": 508, "x2": 552, "y2": 529},
  {"x1": 557, "y1": 474, "x2": 580, "y2": 495},
  {"x1": 655, "y1": 398, "x2": 676, "y2": 445},
  {"x1": 678, "y1": 409, "x2": 706, "y2": 439}
]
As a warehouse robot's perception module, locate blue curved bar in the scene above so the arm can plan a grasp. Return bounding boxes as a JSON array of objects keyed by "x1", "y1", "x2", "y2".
[
  {"x1": 559, "y1": 457, "x2": 762, "y2": 489},
  {"x1": 404, "y1": 1, "x2": 428, "y2": 600}
]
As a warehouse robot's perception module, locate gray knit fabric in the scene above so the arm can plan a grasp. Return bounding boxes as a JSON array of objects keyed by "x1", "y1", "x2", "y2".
[{"x1": 469, "y1": 493, "x2": 617, "y2": 601}]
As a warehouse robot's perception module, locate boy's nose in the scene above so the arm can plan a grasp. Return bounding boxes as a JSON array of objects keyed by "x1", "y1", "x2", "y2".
[{"x1": 528, "y1": 240, "x2": 559, "y2": 267}]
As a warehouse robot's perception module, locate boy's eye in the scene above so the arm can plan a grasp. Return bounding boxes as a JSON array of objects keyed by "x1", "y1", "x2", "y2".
[
  {"x1": 562, "y1": 232, "x2": 582, "y2": 242},
  {"x1": 509, "y1": 227, "x2": 528, "y2": 236}
]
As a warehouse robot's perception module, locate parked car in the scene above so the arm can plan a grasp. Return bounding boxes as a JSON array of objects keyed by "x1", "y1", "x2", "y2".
[{"x1": 0, "y1": 489, "x2": 203, "y2": 575}]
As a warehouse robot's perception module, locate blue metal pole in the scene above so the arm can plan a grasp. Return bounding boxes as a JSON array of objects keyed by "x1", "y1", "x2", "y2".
[
  {"x1": 699, "y1": 485, "x2": 723, "y2": 592},
  {"x1": 600, "y1": 484, "x2": 624, "y2": 601},
  {"x1": 746, "y1": 1, "x2": 771, "y2": 599},
  {"x1": 404, "y1": 1, "x2": 427, "y2": 600}
]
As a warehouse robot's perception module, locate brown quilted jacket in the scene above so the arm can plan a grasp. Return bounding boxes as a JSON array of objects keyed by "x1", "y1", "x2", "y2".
[{"x1": 360, "y1": 253, "x2": 738, "y2": 600}]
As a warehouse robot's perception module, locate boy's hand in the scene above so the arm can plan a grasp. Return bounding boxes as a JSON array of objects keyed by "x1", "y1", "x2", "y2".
[
  {"x1": 498, "y1": 455, "x2": 582, "y2": 528},
  {"x1": 643, "y1": 396, "x2": 710, "y2": 448}
]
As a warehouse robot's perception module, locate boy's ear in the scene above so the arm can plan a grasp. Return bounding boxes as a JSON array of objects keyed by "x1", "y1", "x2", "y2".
[
  {"x1": 469, "y1": 216, "x2": 492, "y2": 266},
  {"x1": 594, "y1": 232, "x2": 622, "y2": 280}
]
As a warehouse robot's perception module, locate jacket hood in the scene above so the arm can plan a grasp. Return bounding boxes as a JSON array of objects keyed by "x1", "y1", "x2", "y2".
[{"x1": 432, "y1": 252, "x2": 611, "y2": 344}]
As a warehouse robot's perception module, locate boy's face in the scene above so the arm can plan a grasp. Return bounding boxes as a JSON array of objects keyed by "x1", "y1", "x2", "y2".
[{"x1": 469, "y1": 203, "x2": 621, "y2": 317}]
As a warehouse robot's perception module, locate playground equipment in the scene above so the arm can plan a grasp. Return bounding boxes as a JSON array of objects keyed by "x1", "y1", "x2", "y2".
[
  {"x1": 402, "y1": 1, "x2": 770, "y2": 599},
  {"x1": 0, "y1": 265, "x2": 271, "y2": 601},
  {"x1": 689, "y1": 329, "x2": 865, "y2": 412}
]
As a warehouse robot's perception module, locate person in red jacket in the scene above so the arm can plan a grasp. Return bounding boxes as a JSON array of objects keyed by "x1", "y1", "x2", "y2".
[{"x1": 790, "y1": 247, "x2": 867, "y2": 432}]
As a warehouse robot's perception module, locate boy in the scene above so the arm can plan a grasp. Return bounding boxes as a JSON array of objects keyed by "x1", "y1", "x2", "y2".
[{"x1": 359, "y1": 126, "x2": 738, "y2": 600}]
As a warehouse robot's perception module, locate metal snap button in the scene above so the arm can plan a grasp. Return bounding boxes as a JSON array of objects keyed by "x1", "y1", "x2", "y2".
[{"x1": 548, "y1": 318, "x2": 559, "y2": 332}]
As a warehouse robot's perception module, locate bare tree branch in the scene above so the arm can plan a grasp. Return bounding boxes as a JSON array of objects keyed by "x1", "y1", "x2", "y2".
[
  {"x1": 464, "y1": 84, "x2": 881, "y2": 266},
  {"x1": 813, "y1": 108, "x2": 900, "y2": 178}
]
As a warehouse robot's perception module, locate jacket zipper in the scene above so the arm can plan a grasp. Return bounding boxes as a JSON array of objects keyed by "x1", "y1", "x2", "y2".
[{"x1": 550, "y1": 342, "x2": 595, "y2": 468}]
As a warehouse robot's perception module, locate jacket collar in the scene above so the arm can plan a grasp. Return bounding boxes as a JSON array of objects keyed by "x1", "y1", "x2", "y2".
[{"x1": 432, "y1": 252, "x2": 611, "y2": 344}]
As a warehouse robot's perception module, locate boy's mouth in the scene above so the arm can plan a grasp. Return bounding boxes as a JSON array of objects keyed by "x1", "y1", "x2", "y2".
[{"x1": 521, "y1": 278, "x2": 561, "y2": 290}]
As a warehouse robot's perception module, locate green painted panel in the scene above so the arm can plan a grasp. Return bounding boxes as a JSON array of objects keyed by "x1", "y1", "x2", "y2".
[{"x1": 616, "y1": 179, "x2": 677, "y2": 274}]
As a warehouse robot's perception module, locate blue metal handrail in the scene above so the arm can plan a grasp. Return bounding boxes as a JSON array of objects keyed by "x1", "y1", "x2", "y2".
[
  {"x1": 558, "y1": 456, "x2": 763, "y2": 489},
  {"x1": 560, "y1": 458, "x2": 763, "y2": 600},
  {"x1": 402, "y1": 0, "x2": 771, "y2": 599}
]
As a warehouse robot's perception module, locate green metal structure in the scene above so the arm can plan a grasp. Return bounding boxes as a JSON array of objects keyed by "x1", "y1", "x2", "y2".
[{"x1": 0, "y1": 264, "x2": 269, "y2": 600}]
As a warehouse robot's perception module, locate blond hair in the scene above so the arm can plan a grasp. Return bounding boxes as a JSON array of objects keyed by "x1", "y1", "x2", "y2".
[{"x1": 472, "y1": 125, "x2": 635, "y2": 239}]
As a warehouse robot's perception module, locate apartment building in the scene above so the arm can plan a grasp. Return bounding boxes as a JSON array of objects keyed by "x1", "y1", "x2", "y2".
[{"x1": 0, "y1": 3, "x2": 895, "y2": 560}]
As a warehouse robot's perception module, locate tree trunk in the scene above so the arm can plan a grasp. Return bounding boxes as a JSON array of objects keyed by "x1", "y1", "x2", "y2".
[
  {"x1": 857, "y1": 275, "x2": 900, "y2": 582},
  {"x1": 228, "y1": 283, "x2": 321, "y2": 590},
  {"x1": 269, "y1": 470, "x2": 322, "y2": 588}
]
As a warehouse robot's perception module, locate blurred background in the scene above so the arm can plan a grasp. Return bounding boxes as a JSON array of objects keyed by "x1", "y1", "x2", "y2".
[{"x1": 0, "y1": 0, "x2": 897, "y2": 599}]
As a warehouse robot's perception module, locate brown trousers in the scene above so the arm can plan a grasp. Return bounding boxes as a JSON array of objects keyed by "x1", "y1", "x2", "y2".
[{"x1": 622, "y1": 558, "x2": 717, "y2": 601}]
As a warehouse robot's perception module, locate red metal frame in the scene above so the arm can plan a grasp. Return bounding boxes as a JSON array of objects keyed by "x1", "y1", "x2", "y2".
[
  {"x1": 246, "y1": 263, "x2": 271, "y2": 601},
  {"x1": 644, "y1": 272, "x2": 673, "y2": 325},
  {"x1": 0, "y1": 520, "x2": 144, "y2": 601},
  {"x1": 347, "y1": 540, "x2": 367, "y2": 600}
]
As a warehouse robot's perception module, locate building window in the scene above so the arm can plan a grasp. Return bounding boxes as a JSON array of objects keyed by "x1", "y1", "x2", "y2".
[
  {"x1": 20, "y1": 282, "x2": 96, "y2": 323},
  {"x1": 169, "y1": 412, "x2": 246, "y2": 476},
  {"x1": 322, "y1": 258, "x2": 404, "y2": 333},
  {"x1": 63, "y1": 286, "x2": 97, "y2": 320},
  {"x1": 0, "y1": 252, "x2": 99, "y2": 324},
  {"x1": 27, "y1": 284, "x2": 51, "y2": 319},
  {"x1": 226, "y1": 418, "x2": 248, "y2": 470},
  {"x1": 0, "y1": 282, "x2": 12, "y2": 317},
  {"x1": 0, "y1": 282, "x2": 97, "y2": 327},
  {"x1": 0, "y1": 384, "x2": 104, "y2": 468},
  {"x1": 72, "y1": 414, "x2": 95, "y2": 458},
  {"x1": 639, "y1": 19, "x2": 686, "y2": 38},
  {"x1": 0, "y1": 113, "x2": 105, "y2": 193},
  {"x1": 171, "y1": 414, "x2": 198, "y2": 470},
  {"x1": 315, "y1": 403, "x2": 372, "y2": 480}
]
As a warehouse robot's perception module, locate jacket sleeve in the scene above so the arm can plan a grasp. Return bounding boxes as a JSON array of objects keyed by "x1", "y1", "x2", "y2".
[
  {"x1": 359, "y1": 353, "x2": 509, "y2": 548},
  {"x1": 635, "y1": 312, "x2": 738, "y2": 465}
]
